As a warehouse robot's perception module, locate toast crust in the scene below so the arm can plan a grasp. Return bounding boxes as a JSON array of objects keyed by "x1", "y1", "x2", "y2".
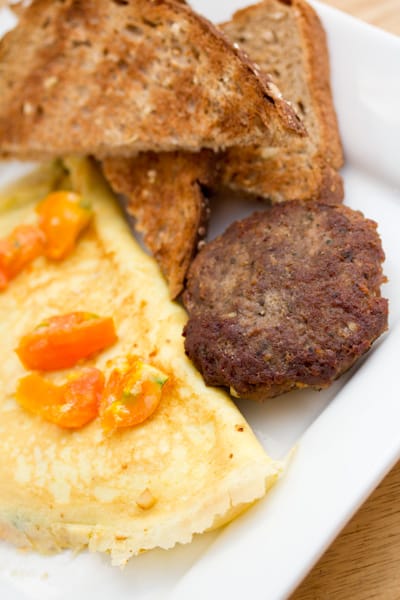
[
  {"x1": 293, "y1": 0, "x2": 343, "y2": 169},
  {"x1": 0, "y1": 0, "x2": 304, "y2": 159}
]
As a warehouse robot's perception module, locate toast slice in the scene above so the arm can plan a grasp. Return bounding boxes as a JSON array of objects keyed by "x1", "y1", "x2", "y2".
[
  {"x1": 102, "y1": 151, "x2": 213, "y2": 299},
  {"x1": 103, "y1": 0, "x2": 342, "y2": 297},
  {"x1": 219, "y1": 0, "x2": 344, "y2": 203},
  {"x1": 0, "y1": 0, "x2": 304, "y2": 160}
]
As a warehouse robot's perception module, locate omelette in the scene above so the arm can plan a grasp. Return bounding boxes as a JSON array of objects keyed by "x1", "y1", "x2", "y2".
[{"x1": 0, "y1": 158, "x2": 281, "y2": 565}]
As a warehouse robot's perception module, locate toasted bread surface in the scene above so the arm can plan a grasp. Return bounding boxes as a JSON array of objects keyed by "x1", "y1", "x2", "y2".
[
  {"x1": 0, "y1": 0, "x2": 304, "y2": 159},
  {"x1": 102, "y1": 151, "x2": 213, "y2": 299},
  {"x1": 219, "y1": 0, "x2": 344, "y2": 202}
]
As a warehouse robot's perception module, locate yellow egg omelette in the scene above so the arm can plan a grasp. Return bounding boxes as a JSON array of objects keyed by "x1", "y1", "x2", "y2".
[{"x1": 0, "y1": 157, "x2": 282, "y2": 565}]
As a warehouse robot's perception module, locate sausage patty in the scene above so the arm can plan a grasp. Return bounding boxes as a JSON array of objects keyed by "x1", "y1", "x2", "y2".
[{"x1": 183, "y1": 201, "x2": 388, "y2": 400}]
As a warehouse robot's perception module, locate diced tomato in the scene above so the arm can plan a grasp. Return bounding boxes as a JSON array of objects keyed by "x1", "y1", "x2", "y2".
[
  {"x1": 16, "y1": 311, "x2": 117, "y2": 371},
  {"x1": 0, "y1": 224, "x2": 44, "y2": 290},
  {"x1": 100, "y1": 360, "x2": 168, "y2": 434},
  {"x1": 36, "y1": 190, "x2": 93, "y2": 260},
  {"x1": 16, "y1": 368, "x2": 104, "y2": 429}
]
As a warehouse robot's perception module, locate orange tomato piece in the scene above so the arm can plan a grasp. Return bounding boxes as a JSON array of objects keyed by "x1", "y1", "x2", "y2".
[
  {"x1": 16, "y1": 368, "x2": 104, "y2": 429},
  {"x1": 16, "y1": 311, "x2": 117, "y2": 371},
  {"x1": 36, "y1": 191, "x2": 93, "y2": 260},
  {"x1": 100, "y1": 360, "x2": 168, "y2": 434},
  {"x1": 0, "y1": 224, "x2": 44, "y2": 290}
]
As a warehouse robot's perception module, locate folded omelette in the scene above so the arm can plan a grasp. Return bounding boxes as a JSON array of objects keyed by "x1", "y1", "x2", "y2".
[{"x1": 0, "y1": 158, "x2": 281, "y2": 565}]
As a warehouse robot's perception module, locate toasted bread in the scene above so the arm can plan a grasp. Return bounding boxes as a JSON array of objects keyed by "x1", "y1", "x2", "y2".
[
  {"x1": 103, "y1": 0, "x2": 342, "y2": 296},
  {"x1": 102, "y1": 151, "x2": 213, "y2": 299},
  {"x1": 219, "y1": 0, "x2": 344, "y2": 202},
  {"x1": 0, "y1": 0, "x2": 304, "y2": 160}
]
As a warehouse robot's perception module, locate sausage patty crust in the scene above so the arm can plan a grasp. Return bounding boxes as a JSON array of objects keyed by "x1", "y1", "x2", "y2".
[{"x1": 183, "y1": 201, "x2": 388, "y2": 400}]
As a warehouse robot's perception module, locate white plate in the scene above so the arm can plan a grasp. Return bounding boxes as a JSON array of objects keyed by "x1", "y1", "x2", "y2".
[{"x1": 0, "y1": 2, "x2": 399, "y2": 599}]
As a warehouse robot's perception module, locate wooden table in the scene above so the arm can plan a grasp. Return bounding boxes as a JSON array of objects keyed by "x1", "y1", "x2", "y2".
[
  {"x1": 320, "y1": 0, "x2": 400, "y2": 35},
  {"x1": 291, "y1": 2, "x2": 400, "y2": 599}
]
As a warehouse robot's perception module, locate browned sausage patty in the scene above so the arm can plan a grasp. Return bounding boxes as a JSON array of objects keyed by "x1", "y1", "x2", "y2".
[{"x1": 183, "y1": 201, "x2": 388, "y2": 400}]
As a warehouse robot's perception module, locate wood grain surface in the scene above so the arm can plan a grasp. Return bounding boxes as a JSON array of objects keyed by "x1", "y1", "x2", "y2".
[
  {"x1": 291, "y1": 462, "x2": 400, "y2": 600},
  {"x1": 291, "y1": 2, "x2": 400, "y2": 599},
  {"x1": 320, "y1": 0, "x2": 400, "y2": 35}
]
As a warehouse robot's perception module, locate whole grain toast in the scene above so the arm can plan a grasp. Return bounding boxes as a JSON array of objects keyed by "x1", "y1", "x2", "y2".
[
  {"x1": 219, "y1": 0, "x2": 344, "y2": 203},
  {"x1": 101, "y1": 0, "x2": 342, "y2": 298},
  {"x1": 0, "y1": 0, "x2": 304, "y2": 160},
  {"x1": 102, "y1": 151, "x2": 213, "y2": 299}
]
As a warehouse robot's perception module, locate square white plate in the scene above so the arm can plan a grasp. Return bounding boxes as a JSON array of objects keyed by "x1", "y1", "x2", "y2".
[{"x1": 0, "y1": 2, "x2": 399, "y2": 599}]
